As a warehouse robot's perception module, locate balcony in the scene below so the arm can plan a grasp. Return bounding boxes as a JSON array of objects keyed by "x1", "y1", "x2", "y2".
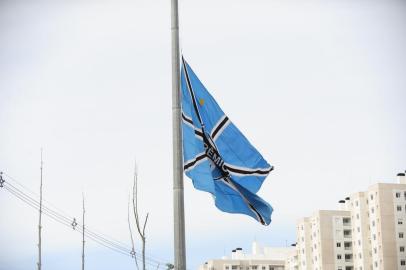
[{"x1": 343, "y1": 218, "x2": 351, "y2": 226}]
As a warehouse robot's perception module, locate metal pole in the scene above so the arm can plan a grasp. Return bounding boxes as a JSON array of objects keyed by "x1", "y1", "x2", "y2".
[
  {"x1": 171, "y1": 0, "x2": 186, "y2": 269},
  {"x1": 82, "y1": 194, "x2": 85, "y2": 270},
  {"x1": 37, "y1": 149, "x2": 43, "y2": 270}
]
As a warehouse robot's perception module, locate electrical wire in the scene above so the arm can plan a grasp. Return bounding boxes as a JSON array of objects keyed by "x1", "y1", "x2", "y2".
[
  {"x1": 3, "y1": 172, "x2": 167, "y2": 265},
  {"x1": 0, "y1": 173, "x2": 170, "y2": 269}
]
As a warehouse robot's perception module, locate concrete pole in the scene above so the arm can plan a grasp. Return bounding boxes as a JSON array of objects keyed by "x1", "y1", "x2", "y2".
[
  {"x1": 171, "y1": 0, "x2": 186, "y2": 270},
  {"x1": 37, "y1": 149, "x2": 43, "y2": 270},
  {"x1": 82, "y1": 194, "x2": 85, "y2": 270}
]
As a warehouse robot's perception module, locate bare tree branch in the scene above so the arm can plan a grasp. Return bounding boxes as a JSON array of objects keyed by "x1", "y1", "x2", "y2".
[
  {"x1": 128, "y1": 193, "x2": 139, "y2": 270},
  {"x1": 131, "y1": 159, "x2": 149, "y2": 270},
  {"x1": 142, "y1": 213, "x2": 149, "y2": 237}
]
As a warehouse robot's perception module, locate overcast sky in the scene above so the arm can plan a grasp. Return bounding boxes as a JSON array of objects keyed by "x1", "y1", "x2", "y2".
[{"x1": 1, "y1": 0, "x2": 406, "y2": 270}]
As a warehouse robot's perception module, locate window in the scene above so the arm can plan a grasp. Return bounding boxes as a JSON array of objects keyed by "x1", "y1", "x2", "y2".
[
  {"x1": 398, "y1": 219, "x2": 403, "y2": 225},
  {"x1": 401, "y1": 260, "x2": 406, "y2": 266},
  {"x1": 396, "y1": 192, "x2": 401, "y2": 198},
  {"x1": 268, "y1": 267, "x2": 274, "y2": 270},
  {"x1": 251, "y1": 266, "x2": 257, "y2": 270},
  {"x1": 232, "y1": 266, "x2": 238, "y2": 270},
  {"x1": 356, "y1": 214, "x2": 360, "y2": 219},
  {"x1": 371, "y1": 207, "x2": 375, "y2": 213},
  {"x1": 400, "y1": 232, "x2": 404, "y2": 239},
  {"x1": 370, "y1": 194, "x2": 374, "y2": 200},
  {"x1": 400, "y1": 246, "x2": 405, "y2": 252},
  {"x1": 372, "y1": 221, "x2": 375, "y2": 227},
  {"x1": 337, "y1": 254, "x2": 342, "y2": 260},
  {"x1": 398, "y1": 205, "x2": 402, "y2": 212},
  {"x1": 356, "y1": 201, "x2": 359, "y2": 206}
]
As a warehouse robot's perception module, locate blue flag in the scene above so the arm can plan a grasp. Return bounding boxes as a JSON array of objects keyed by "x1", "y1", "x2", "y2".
[{"x1": 181, "y1": 57, "x2": 274, "y2": 225}]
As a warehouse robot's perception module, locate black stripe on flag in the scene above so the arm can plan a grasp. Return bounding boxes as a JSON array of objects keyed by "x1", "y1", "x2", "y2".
[
  {"x1": 194, "y1": 130, "x2": 204, "y2": 139},
  {"x1": 181, "y1": 112, "x2": 193, "y2": 126},
  {"x1": 184, "y1": 153, "x2": 207, "y2": 171},
  {"x1": 224, "y1": 165, "x2": 274, "y2": 176},
  {"x1": 211, "y1": 116, "x2": 229, "y2": 140}
]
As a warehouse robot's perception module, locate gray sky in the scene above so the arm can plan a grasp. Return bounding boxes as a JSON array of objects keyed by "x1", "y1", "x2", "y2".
[{"x1": 1, "y1": 0, "x2": 406, "y2": 269}]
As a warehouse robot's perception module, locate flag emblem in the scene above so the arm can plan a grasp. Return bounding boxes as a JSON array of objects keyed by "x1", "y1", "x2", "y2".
[
  {"x1": 181, "y1": 57, "x2": 274, "y2": 225},
  {"x1": 199, "y1": 98, "x2": 205, "y2": 106}
]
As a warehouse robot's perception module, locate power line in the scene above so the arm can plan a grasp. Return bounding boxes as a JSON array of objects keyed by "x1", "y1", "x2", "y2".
[
  {"x1": 3, "y1": 182, "x2": 164, "y2": 268},
  {"x1": 3, "y1": 172, "x2": 167, "y2": 265},
  {"x1": 0, "y1": 172, "x2": 170, "y2": 269}
]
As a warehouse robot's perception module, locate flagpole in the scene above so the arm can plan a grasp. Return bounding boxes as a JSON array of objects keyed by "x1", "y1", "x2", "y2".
[{"x1": 171, "y1": 0, "x2": 186, "y2": 269}]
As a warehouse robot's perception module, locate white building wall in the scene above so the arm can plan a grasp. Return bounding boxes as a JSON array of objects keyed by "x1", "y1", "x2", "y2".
[
  {"x1": 291, "y1": 173, "x2": 406, "y2": 270},
  {"x1": 349, "y1": 192, "x2": 372, "y2": 270},
  {"x1": 199, "y1": 243, "x2": 293, "y2": 270},
  {"x1": 393, "y1": 188, "x2": 406, "y2": 269},
  {"x1": 296, "y1": 217, "x2": 312, "y2": 270}
]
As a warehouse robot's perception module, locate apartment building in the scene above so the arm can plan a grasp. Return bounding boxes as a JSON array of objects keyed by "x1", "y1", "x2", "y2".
[
  {"x1": 290, "y1": 172, "x2": 406, "y2": 270},
  {"x1": 347, "y1": 173, "x2": 406, "y2": 270},
  {"x1": 199, "y1": 242, "x2": 294, "y2": 270},
  {"x1": 285, "y1": 247, "x2": 299, "y2": 270},
  {"x1": 295, "y1": 210, "x2": 353, "y2": 270}
]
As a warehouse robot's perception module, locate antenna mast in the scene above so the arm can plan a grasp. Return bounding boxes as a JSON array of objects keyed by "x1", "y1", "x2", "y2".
[{"x1": 37, "y1": 148, "x2": 43, "y2": 270}]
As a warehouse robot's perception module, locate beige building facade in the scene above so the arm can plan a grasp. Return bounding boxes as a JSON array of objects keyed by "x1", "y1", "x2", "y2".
[
  {"x1": 199, "y1": 242, "x2": 294, "y2": 270},
  {"x1": 290, "y1": 172, "x2": 406, "y2": 270}
]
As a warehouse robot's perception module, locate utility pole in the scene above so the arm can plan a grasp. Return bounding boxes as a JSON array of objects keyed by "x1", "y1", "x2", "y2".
[
  {"x1": 37, "y1": 149, "x2": 43, "y2": 270},
  {"x1": 82, "y1": 193, "x2": 85, "y2": 270},
  {"x1": 171, "y1": 0, "x2": 186, "y2": 269}
]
